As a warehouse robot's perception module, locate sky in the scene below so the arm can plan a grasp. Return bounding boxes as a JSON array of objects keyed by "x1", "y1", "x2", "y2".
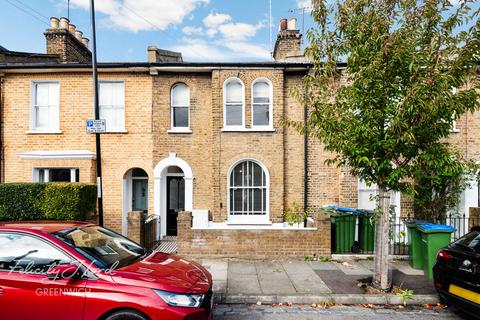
[
  {"x1": 1, "y1": 0, "x2": 315, "y2": 62},
  {"x1": 1, "y1": 0, "x2": 477, "y2": 63}
]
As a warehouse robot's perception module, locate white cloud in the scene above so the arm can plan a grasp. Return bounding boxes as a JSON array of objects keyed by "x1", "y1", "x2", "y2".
[
  {"x1": 217, "y1": 22, "x2": 264, "y2": 41},
  {"x1": 202, "y1": 12, "x2": 232, "y2": 28},
  {"x1": 171, "y1": 37, "x2": 270, "y2": 61},
  {"x1": 70, "y1": 0, "x2": 209, "y2": 32},
  {"x1": 171, "y1": 11, "x2": 269, "y2": 61},
  {"x1": 297, "y1": 0, "x2": 311, "y2": 9},
  {"x1": 182, "y1": 26, "x2": 203, "y2": 35}
]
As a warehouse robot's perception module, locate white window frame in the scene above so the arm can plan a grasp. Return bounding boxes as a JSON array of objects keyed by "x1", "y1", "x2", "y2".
[
  {"x1": 29, "y1": 81, "x2": 60, "y2": 133},
  {"x1": 358, "y1": 179, "x2": 400, "y2": 217},
  {"x1": 99, "y1": 80, "x2": 126, "y2": 133},
  {"x1": 227, "y1": 158, "x2": 270, "y2": 225},
  {"x1": 251, "y1": 77, "x2": 273, "y2": 129},
  {"x1": 450, "y1": 88, "x2": 460, "y2": 133},
  {"x1": 169, "y1": 83, "x2": 191, "y2": 133},
  {"x1": 33, "y1": 167, "x2": 79, "y2": 182},
  {"x1": 223, "y1": 77, "x2": 245, "y2": 130}
]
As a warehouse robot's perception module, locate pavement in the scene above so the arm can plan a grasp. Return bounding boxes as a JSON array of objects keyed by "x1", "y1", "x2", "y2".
[
  {"x1": 212, "y1": 304, "x2": 462, "y2": 319},
  {"x1": 197, "y1": 259, "x2": 439, "y2": 305}
]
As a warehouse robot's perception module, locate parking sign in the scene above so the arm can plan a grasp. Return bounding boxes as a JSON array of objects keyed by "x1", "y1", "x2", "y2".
[{"x1": 86, "y1": 119, "x2": 106, "y2": 133}]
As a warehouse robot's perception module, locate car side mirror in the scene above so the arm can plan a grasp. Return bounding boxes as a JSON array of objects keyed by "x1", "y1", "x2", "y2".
[{"x1": 46, "y1": 263, "x2": 80, "y2": 280}]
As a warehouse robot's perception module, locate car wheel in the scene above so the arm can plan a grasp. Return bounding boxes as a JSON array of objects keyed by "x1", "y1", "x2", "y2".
[{"x1": 104, "y1": 310, "x2": 148, "y2": 320}]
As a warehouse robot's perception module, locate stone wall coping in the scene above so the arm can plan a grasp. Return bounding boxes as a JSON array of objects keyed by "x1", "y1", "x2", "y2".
[{"x1": 192, "y1": 222, "x2": 317, "y2": 231}]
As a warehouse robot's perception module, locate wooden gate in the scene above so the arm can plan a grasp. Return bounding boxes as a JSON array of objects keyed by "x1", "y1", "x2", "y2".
[{"x1": 142, "y1": 215, "x2": 158, "y2": 249}]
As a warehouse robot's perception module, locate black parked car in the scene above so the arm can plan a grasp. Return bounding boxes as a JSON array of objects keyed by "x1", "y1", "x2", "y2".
[{"x1": 433, "y1": 227, "x2": 480, "y2": 319}]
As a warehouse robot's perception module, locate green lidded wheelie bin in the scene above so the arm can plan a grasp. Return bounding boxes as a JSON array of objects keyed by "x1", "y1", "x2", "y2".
[
  {"x1": 417, "y1": 223, "x2": 456, "y2": 280},
  {"x1": 406, "y1": 220, "x2": 428, "y2": 269},
  {"x1": 328, "y1": 206, "x2": 359, "y2": 254},
  {"x1": 359, "y1": 210, "x2": 375, "y2": 252}
]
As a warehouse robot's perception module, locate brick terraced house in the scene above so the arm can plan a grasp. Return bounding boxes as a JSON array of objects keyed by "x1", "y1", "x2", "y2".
[{"x1": 1, "y1": 17, "x2": 479, "y2": 259}]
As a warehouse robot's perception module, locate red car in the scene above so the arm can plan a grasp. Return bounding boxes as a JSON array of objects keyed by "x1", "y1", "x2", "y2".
[{"x1": 0, "y1": 222, "x2": 213, "y2": 320}]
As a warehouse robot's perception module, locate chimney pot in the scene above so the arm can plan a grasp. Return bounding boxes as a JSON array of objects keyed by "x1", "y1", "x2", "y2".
[
  {"x1": 59, "y1": 17, "x2": 69, "y2": 29},
  {"x1": 82, "y1": 37, "x2": 89, "y2": 48},
  {"x1": 75, "y1": 30, "x2": 83, "y2": 41},
  {"x1": 68, "y1": 23, "x2": 76, "y2": 34},
  {"x1": 287, "y1": 18, "x2": 297, "y2": 30},
  {"x1": 279, "y1": 18, "x2": 288, "y2": 31},
  {"x1": 50, "y1": 17, "x2": 59, "y2": 29}
]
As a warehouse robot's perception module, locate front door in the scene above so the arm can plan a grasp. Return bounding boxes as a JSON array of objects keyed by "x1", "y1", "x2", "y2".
[
  {"x1": 132, "y1": 179, "x2": 148, "y2": 213},
  {"x1": 166, "y1": 177, "x2": 185, "y2": 236}
]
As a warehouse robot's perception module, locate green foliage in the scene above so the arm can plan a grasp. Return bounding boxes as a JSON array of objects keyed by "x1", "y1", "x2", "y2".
[
  {"x1": 414, "y1": 154, "x2": 478, "y2": 220},
  {"x1": 283, "y1": 201, "x2": 312, "y2": 226},
  {"x1": 288, "y1": 0, "x2": 480, "y2": 193},
  {"x1": 39, "y1": 183, "x2": 97, "y2": 220},
  {"x1": 0, "y1": 183, "x2": 46, "y2": 220},
  {"x1": 288, "y1": 0, "x2": 479, "y2": 289},
  {"x1": 0, "y1": 183, "x2": 97, "y2": 221},
  {"x1": 395, "y1": 288, "x2": 414, "y2": 306},
  {"x1": 304, "y1": 255, "x2": 315, "y2": 261}
]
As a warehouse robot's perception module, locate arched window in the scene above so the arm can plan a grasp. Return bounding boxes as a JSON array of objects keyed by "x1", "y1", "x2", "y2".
[
  {"x1": 224, "y1": 78, "x2": 244, "y2": 128},
  {"x1": 228, "y1": 159, "x2": 269, "y2": 223},
  {"x1": 171, "y1": 83, "x2": 189, "y2": 129},
  {"x1": 252, "y1": 78, "x2": 272, "y2": 127}
]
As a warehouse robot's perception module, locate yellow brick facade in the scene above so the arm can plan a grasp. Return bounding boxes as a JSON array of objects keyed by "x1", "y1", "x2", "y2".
[{"x1": 1, "y1": 65, "x2": 479, "y2": 256}]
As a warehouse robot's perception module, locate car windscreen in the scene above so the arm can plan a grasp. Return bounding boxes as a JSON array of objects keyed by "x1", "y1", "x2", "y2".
[
  {"x1": 54, "y1": 226, "x2": 146, "y2": 269},
  {"x1": 452, "y1": 231, "x2": 480, "y2": 253}
]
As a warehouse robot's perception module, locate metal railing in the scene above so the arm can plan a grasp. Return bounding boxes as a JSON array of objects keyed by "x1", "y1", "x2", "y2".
[{"x1": 332, "y1": 213, "x2": 479, "y2": 255}]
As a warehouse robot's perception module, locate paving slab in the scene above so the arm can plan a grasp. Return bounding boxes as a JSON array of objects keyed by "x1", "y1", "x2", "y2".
[
  {"x1": 229, "y1": 261, "x2": 257, "y2": 275},
  {"x1": 357, "y1": 260, "x2": 375, "y2": 271},
  {"x1": 255, "y1": 262, "x2": 297, "y2": 295},
  {"x1": 393, "y1": 260, "x2": 425, "y2": 276},
  {"x1": 201, "y1": 259, "x2": 228, "y2": 281},
  {"x1": 213, "y1": 280, "x2": 227, "y2": 294},
  {"x1": 227, "y1": 275, "x2": 262, "y2": 295},
  {"x1": 282, "y1": 262, "x2": 331, "y2": 294},
  {"x1": 335, "y1": 261, "x2": 373, "y2": 275},
  {"x1": 308, "y1": 261, "x2": 340, "y2": 271}
]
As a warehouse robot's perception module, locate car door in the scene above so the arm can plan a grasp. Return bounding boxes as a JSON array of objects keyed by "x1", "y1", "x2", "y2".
[{"x1": 0, "y1": 232, "x2": 87, "y2": 320}]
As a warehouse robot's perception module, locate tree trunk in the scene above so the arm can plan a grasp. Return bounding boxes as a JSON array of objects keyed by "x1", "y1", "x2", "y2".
[{"x1": 373, "y1": 186, "x2": 391, "y2": 290}]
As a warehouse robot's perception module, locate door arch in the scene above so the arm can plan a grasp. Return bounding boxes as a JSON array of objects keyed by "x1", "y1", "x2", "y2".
[
  {"x1": 122, "y1": 168, "x2": 149, "y2": 236},
  {"x1": 154, "y1": 153, "x2": 193, "y2": 238}
]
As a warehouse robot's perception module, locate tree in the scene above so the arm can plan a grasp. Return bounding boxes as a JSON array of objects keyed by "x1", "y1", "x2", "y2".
[
  {"x1": 413, "y1": 153, "x2": 477, "y2": 221},
  {"x1": 292, "y1": 0, "x2": 480, "y2": 290}
]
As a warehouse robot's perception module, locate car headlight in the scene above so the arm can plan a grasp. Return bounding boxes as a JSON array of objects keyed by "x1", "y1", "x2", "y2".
[{"x1": 154, "y1": 289, "x2": 205, "y2": 308}]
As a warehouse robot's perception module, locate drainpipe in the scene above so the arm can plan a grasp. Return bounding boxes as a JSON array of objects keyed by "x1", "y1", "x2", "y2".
[
  {"x1": 303, "y1": 66, "x2": 310, "y2": 227},
  {"x1": 0, "y1": 76, "x2": 3, "y2": 183}
]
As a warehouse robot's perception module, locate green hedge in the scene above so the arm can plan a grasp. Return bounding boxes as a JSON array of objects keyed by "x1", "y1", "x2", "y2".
[{"x1": 0, "y1": 183, "x2": 97, "y2": 221}]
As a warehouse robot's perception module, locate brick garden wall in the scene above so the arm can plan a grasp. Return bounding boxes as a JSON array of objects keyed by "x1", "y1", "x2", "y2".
[{"x1": 177, "y1": 211, "x2": 331, "y2": 259}]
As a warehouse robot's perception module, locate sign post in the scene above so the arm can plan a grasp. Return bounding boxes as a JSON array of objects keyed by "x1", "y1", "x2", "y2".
[{"x1": 89, "y1": 0, "x2": 104, "y2": 227}]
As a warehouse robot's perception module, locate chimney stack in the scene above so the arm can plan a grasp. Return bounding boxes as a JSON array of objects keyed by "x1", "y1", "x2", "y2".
[
  {"x1": 50, "y1": 17, "x2": 59, "y2": 28},
  {"x1": 272, "y1": 18, "x2": 303, "y2": 61},
  {"x1": 147, "y1": 46, "x2": 183, "y2": 63},
  {"x1": 68, "y1": 23, "x2": 76, "y2": 34},
  {"x1": 44, "y1": 16, "x2": 91, "y2": 63}
]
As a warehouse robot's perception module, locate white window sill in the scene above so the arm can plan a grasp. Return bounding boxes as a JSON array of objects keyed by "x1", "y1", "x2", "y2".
[
  {"x1": 450, "y1": 129, "x2": 460, "y2": 133},
  {"x1": 167, "y1": 128, "x2": 192, "y2": 134},
  {"x1": 226, "y1": 216, "x2": 272, "y2": 225},
  {"x1": 26, "y1": 130, "x2": 62, "y2": 134},
  {"x1": 221, "y1": 127, "x2": 275, "y2": 132}
]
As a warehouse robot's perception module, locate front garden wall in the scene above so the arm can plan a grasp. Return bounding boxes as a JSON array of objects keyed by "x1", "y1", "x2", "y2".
[{"x1": 177, "y1": 211, "x2": 331, "y2": 259}]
